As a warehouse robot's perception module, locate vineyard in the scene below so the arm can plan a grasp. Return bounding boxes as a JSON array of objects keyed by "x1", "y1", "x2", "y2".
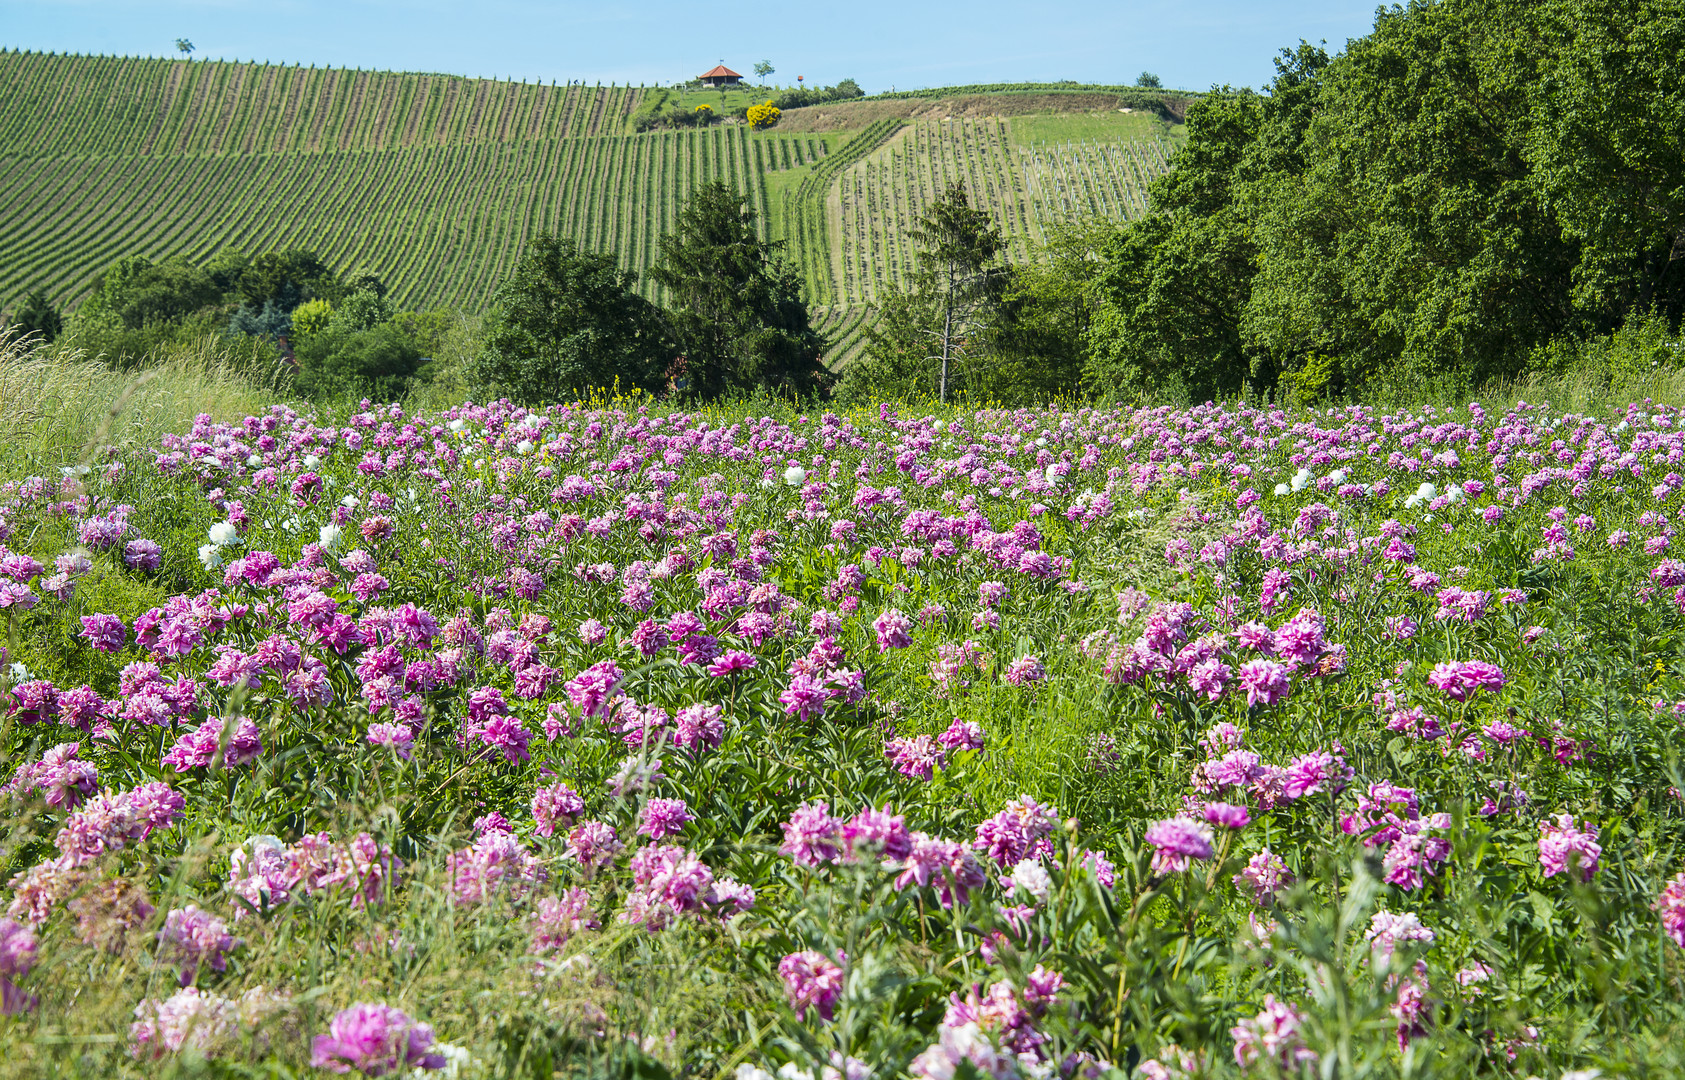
[
  {"x1": 0, "y1": 50, "x2": 1180, "y2": 364},
  {"x1": 0, "y1": 50, "x2": 644, "y2": 156},
  {"x1": 828, "y1": 119, "x2": 1174, "y2": 306},
  {"x1": 0, "y1": 125, "x2": 828, "y2": 312}
]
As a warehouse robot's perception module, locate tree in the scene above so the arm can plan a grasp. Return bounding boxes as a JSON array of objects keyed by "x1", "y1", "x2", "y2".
[
  {"x1": 331, "y1": 289, "x2": 394, "y2": 334},
  {"x1": 842, "y1": 185, "x2": 1010, "y2": 403},
  {"x1": 238, "y1": 250, "x2": 333, "y2": 311},
  {"x1": 1136, "y1": 71, "x2": 1162, "y2": 88},
  {"x1": 9, "y1": 291, "x2": 62, "y2": 344},
  {"x1": 907, "y1": 184, "x2": 1008, "y2": 402},
  {"x1": 754, "y1": 60, "x2": 775, "y2": 82},
  {"x1": 293, "y1": 323, "x2": 424, "y2": 402},
  {"x1": 175, "y1": 38, "x2": 194, "y2": 57},
  {"x1": 1087, "y1": 0, "x2": 1685, "y2": 402},
  {"x1": 117, "y1": 256, "x2": 219, "y2": 328},
  {"x1": 648, "y1": 181, "x2": 825, "y2": 399},
  {"x1": 473, "y1": 235, "x2": 671, "y2": 402}
]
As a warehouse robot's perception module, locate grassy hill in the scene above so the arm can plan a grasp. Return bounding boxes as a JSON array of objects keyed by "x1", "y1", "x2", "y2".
[{"x1": 0, "y1": 50, "x2": 1187, "y2": 362}]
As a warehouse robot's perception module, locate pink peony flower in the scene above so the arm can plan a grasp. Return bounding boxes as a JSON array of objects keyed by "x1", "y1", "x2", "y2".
[
  {"x1": 1144, "y1": 816, "x2": 1214, "y2": 875},
  {"x1": 1537, "y1": 813, "x2": 1601, "y2": 881},
  {"x1": 310, "y1": 1002, "x2": 447, "y2": 1074},
  {"x1": 779, "y1": 950, "x2": 844, "y2": 1021}
]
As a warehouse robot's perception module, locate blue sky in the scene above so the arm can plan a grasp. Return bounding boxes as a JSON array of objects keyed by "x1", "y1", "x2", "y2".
[{"x1": 1, "y1": 0, "x2": 1381, "y2": 93}]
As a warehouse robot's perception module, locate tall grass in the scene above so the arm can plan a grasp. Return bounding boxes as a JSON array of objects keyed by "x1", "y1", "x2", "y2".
[{"x1": 0, "y1": 331, "x2": 284, "y2": 472}]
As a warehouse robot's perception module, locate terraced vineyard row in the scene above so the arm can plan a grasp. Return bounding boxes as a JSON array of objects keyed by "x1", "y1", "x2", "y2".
[
  {"x1": 1018, "y1": 137, "x2": 1171, "y2": 229},
  {"x1": 0, "y1": 127, "x2": 827, "y2": 312},
  {"x1": 0, "y1": 50, "x2": 645, "y2": 157},
  {"x1": 830, "y1": 119, "x2": 1174, "y2": 304}
]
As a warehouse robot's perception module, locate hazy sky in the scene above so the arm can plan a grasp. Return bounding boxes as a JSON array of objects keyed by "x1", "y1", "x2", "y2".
[{"x1": 1, "y1": 0, "x2": 1382, "y2": 93}]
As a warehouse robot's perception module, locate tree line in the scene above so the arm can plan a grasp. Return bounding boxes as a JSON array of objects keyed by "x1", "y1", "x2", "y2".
[{"x1": 7, "y1": 0, "x2": 1682, "y2": 406}]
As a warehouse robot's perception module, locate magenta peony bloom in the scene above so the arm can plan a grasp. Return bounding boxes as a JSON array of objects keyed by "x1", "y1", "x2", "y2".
[
  {"x1": 779, "y1": 950, "x2": 845, "y2": 1021},
  {"x1": 1144, "y1": 816, "x2": 1214, "y2": 875},
  {"x1": 0, "y1": 918, "x2": 38, "y2": 1014},
  {"x1": 1426, "y1": 660, "x2": 1506, "y2": 702},
  {"x1": 157, "y1": 905, "x2": 240, "y2": 984},
  {"x1": 1231, "y1": 994, "x2": 1317, "y2": 1071},
  {"x1": 1658, "y1": 872, "x2": 1685, "y2": 948},
  {"x1": 638, "y1": 797, "x2": 694, "y2": 840},
  {"x1": 79, "y1": 613, "x2": 128, "y2": 652},
  {"x1": 1237, "y1": 659, "x2": 1292, "y2": 708},
  {"x1": 531, "y1": 783, "x2": 586, "y2": 838},
  {"x1": 310, "y1": 1002, "x2": 447, "y2": 1074},
  {"x1": 1537, "y1": 813, "x2": 1601, "y2": 881}
]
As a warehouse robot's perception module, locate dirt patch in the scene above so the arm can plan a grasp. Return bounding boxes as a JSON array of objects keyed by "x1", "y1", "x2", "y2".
[{"x1": 776, "y1": 92, "x2": 1189, "y2": 133}]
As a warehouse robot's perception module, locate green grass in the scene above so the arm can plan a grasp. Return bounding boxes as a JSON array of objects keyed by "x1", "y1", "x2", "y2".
[{"x1": 1007, "y1": 109, "x2": 1185, "y2": 148}]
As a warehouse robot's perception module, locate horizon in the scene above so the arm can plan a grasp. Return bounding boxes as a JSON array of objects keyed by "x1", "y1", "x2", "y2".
[{"x1": 0, "y1": 0, "x2": 1382, "y2": 95}]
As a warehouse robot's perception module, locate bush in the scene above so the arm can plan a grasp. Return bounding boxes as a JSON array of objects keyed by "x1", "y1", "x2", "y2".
[
  {"x1": 292, "y1": 321, "x2": 425, "y2": 402},
  {"x1": 746, "y1": 100, "x2": 781, "y2": 130}
]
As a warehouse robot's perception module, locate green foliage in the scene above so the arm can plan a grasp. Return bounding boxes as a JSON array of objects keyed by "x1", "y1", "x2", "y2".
[
  {"x1": 1084, "y1": 0, "x2": 1685, "y2": 402},
  {"x1": 331, "y1": 289, "x2": 394, "y2": 335},
  {"x1": 473, "y1": 235, "x2": 670, "y2": 402},
  {"x1": 649, "y1": 181, "x2": 825, "y2": 400},
  {"x1": 292, "y1": 321, "x2": 426, "y2": 402},
  {"x1": 116, "y1": 256, "x2": 220, "y2": 329},
  {"x1": 289, "y1": 299, "x2": 334, "y2": 341},
  {"x1": 842, "y1": 184, "x2": 1008, "y2": 403},
  {"x1": 237, "y1": 250, "x2": 335, "y2": 312},
  {"x1": 8, "y1": 290, "x2": 63, "y2": 343},
  {"x1": 1533, "y1": 307, "x2": 1685, "y2": 383},
  {"x1": 1136, "y1": 71, "x2": 1162, "y2": 88}
]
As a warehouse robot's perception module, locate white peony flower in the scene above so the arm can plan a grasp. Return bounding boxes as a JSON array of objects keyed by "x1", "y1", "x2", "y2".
[
  {"x1": 197, "y1": 543, "x2": 223, "y2": 571},
  {"x1": 1009, "y1": 858, "x2": 1053, "y2": 902},
  {"x1": 783, "y1": 465, "x2": 807, "y2": 486},
  {"x1": 207, "y1": 521, "x2": 239, "y2": 547},
  {"x1": 318, "y1": 523, "x2": 343, "y2": 551}
]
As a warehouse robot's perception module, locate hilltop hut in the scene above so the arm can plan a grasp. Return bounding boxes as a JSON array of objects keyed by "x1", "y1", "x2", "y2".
[{"x1": 698, "y1": 64, "x2": 743, "y2": 87}]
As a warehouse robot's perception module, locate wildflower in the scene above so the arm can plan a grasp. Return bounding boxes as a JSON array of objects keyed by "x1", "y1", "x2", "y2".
[
  {"x1": 1656, "y1": 871, "x2": 1685, "y2": 948},
  {"x1": 885, "y1": 734, "x2": 945, "y2": 780},
  {"x1": 448, "y1": 830, "x2": 547, "y2": 904},
  {"x1": 1237, "y1": 659, "x2": 1291, "y2": 708},
  {"x1": 1366, "y1": 910, "x2": 1435, "y2": 964},
  {"x1": 10, "y1": 742, "x2": 98, "y2": 809},
  {"x1": 895, "y1": 834, "x2": 988, "y2": 908},
  {"x1": 1537, "y1": 813, "x2": 1601, "y2": 881},
  {"x1": 778, "y1": 950, "x2": 844, "y2": 1021},
  {"x1": 310, "y1": 1002, "x2": 447, "y2": 1074},
  {"x1": 1145, "y1": 817, "x2": 1214, "y2": 875},
  {"x1": 531, "y1": 888, "x2": 600, "y2": 954},
  {"x1": 1202, "y1": 802, "x2": 1251, "y2": 829},
  {"x1": 531, "y1": 783, "x2": 586, "y2": 838},
  {"x1": 936, "y1": 718, "x2": 984, "y2": 752},
  {"x1": 1426, "y1": 660, "x2": 1506, "y2": 702},
  {"x1": 1234, "y1": 850, "x2": 1290, "y2": 903},
  {"x1": 841, "y1": 806, "x2": 913, "y2": 862},
  {"x1": 638, "y1": 797, "x2": 694, "y2": 840},
  {"x1": 366, "y1": 723, "x2": 413, "y2": 759},
  {"x1": 563, "y1": 821, "x2": 622, "y2": 872},
  {"x1": 873, "y1": 608, "x2": 913, "y2": 651},
  {"x1": 1004, "y1": 655, "x2": 1048, "y2": 687},
  {"x1": 1231, "y1": 995, "x2": 1317, "y2": 1072},
  {"x1": 0, "y1": 918, "x2": 37, "y2": 1014},
  {"x1": 79, "y1": 612, "x2": 127, "y2": 652},
  {"x1": 157, "y1": 905, "x2": 240, "y2": 984},
  {"x1": 780, "y1": 801, "x2": 843, "y2": 867},
  {"x1": 779, "y1": 673, "x2": 829, "y2": 721}
]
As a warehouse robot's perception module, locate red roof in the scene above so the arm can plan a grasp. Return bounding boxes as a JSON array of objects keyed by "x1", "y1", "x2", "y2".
[{"x1": 699, "y1": 64, "x2": 742, "y2": 79}]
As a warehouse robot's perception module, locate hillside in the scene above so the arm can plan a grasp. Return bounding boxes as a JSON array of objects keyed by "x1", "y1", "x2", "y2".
[{"x1": 0, "y1": 50, "x2": 1184, "y2": 362}]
